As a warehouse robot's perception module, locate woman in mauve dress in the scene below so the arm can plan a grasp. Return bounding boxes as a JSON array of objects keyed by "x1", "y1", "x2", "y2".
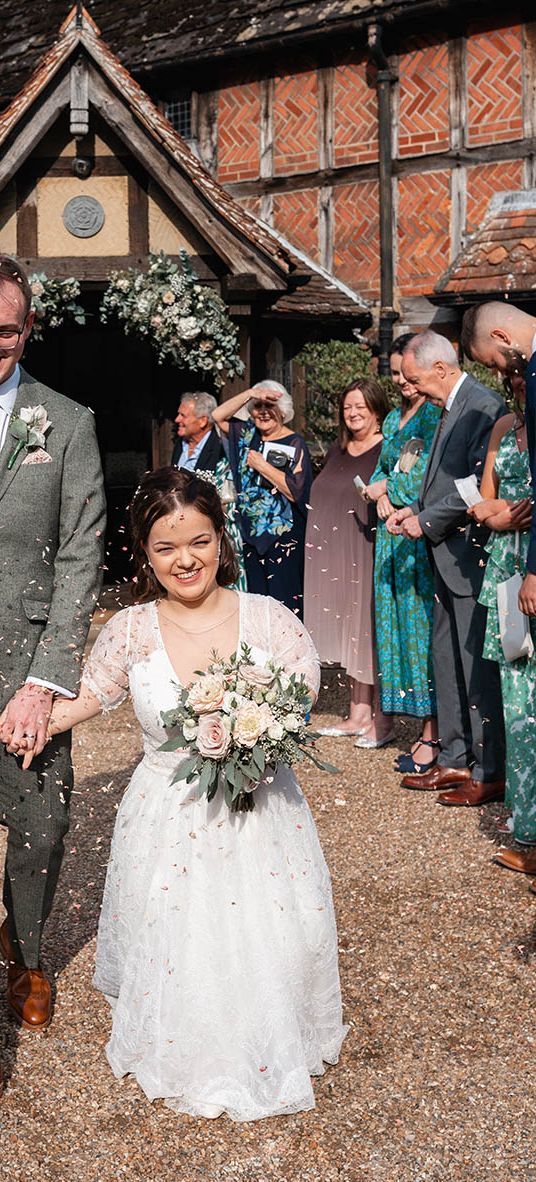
[{"x1": 304, "y1": 378, "x2": 393, "y2": 747}]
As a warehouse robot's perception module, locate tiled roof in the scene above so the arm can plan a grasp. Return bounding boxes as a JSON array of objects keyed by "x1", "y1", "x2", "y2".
[
  {"x1": 265, "y1": 226, "x2": 369, "y2": 317},
  {"x1": 0, "y1": 0, "x2": 416, "y2": 106},
  {"x1": 435, "y1": 191, "x2": 536, "y2": 301},
  {"x1": 0, "y1": 6, "x2": 369, "y2": 321}
]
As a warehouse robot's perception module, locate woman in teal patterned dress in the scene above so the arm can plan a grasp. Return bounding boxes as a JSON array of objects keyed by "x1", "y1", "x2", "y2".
[
  {"x1": 363, "y1": 337, "x2": 440, "y2": 771},
  {"x1": 468, "y1": 387, "x2": 536, "y2": 856}
]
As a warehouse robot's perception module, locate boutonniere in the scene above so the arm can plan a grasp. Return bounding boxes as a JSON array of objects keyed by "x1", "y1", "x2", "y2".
[{"x1": 8, "y1": 405, "x2": 51, "y2": 469}]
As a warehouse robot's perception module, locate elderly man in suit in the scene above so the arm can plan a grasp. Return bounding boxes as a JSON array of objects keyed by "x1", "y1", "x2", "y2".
[
  {"x1": 0, "y1": 255, "x2": 105, "y2": 1030},
  {"x1": 461, "y1": 302, "x2": 536, "y2": 617},
  {"x1": 171, "y1": 391, "x2": 224, "y2": 472},
  {"x1": 387, "y1": 330, "x2": 507, "y2": 805}
]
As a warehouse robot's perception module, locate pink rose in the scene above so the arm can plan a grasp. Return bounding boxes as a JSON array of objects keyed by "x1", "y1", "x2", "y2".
[
  {"x1": 239, "y1": 663, "x2": 275, "y2": 688},
  {"x1": 195, "y1": 713, "x2": 231, "y2": 759}
]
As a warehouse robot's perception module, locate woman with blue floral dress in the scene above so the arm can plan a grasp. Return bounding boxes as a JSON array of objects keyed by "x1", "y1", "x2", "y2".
[
  {"x1": 467, "y1": 385, "x2": 536, "y2": 865},
  {"x1": 213, "y1": 381, "x2": 312, "y2": 618},
  {"x1": 363, "y1": 340, "x2": 440, "y2": 771}
]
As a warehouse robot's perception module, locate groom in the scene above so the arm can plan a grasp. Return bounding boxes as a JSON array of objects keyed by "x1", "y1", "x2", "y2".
[{"x1": 0, "y1": 255, "x2": 105, "y2": 1030}]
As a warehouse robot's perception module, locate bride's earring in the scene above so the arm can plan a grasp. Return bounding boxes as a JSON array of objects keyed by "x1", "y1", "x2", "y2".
[{"x1": 217, "y1": 540, "x2": 222, "y2": 563}]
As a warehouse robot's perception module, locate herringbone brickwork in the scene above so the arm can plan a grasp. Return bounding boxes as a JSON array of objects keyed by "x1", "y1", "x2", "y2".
[
  {"x1": 333, "y1": 181, "x2": 380, "y2": 298},
  {"x1": 217, "y1": 82, "x2": 261, "y2": 183},
  {"x1": 237, "y1": 196, "x2": 262, "y2": 219},
  {"x1": 272, "y1": 189, "x2": 319, "y2": 259},
  {"x1": 397, "y1": 171, "x2": 450, "y2": 294},
  {"x1": 467, "y1": 25, "x2": 523, "y2": 145},
  {"x1": 333, "y1": 58, "x2": 378, "y2": 167},
  {"x1": 398, "y1": 36, "x2": 450, "y2": 157},
  {"x1": 466, "y1": 160, "x2": 525, "y2": 235},
  {"x1": 274, "y1": 71, "x2": 319, "y2": 175}
]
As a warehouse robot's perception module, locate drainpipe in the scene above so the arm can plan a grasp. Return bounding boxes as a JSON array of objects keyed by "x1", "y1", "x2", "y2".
[{"x1": 367, "y1": 22, "x2": 398, "y2": 376}]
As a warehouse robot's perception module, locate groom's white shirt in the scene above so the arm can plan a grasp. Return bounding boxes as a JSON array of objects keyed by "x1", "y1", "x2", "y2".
[
  {"x1": 0, "y1": 364, "x2": 74, "y2": 698},
  {"x1": 0, "y1": 363, "x2": 20, "y2": 449}
]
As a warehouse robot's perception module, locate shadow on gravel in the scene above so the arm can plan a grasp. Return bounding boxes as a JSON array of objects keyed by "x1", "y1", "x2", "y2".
[
  {"x1": 42, "y1": 759, "x2": 139, "y2": 977},
  {"x1": 1, "y1": 760, "x2": 137, "y2": 1092}
]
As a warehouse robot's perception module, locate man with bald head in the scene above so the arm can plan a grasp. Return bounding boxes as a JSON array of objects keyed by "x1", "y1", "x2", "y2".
[
  {"x1": 387, "y1": 330, "x2": 507, "y2": 806},
  {"x1": 461, "y1": 301, "x2": 536, "y2": 615}
]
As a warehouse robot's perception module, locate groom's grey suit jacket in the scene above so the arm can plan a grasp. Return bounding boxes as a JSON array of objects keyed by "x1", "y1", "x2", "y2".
[
  {"x1": 413, "y1": 374, "x2": 507, "y2": 596},
  {"x1": 0, "y1": 367, "x2": 106, "y2": 710}
]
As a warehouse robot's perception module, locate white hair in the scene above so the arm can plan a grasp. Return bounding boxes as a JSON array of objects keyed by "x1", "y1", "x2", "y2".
[
  {"x1": 248, "y1": 380, "x2": 294, "y2": 425},
  {"x1": 404, "y1": 330, "x2": 458, "y2": 369},
  {"x1": 180, "y1": 391, "x2": 218, "y2": 422}
]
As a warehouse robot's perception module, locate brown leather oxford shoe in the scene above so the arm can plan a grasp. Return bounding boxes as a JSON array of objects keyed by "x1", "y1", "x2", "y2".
[
  {"x1": 493, "y1": 846, "x2": 536, "y2": 875},
  {"x1": 436, "y1": 779, "x2": 505, "y2": 807},
  {"x1": 401, "y1": 765, "x2": 471, "y2": 791},
  {"x1": 0, "y1": 919, "x2": 52, "y2": 1032}
]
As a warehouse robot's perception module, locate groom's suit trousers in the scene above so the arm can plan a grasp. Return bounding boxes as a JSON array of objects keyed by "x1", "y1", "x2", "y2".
[{"x1": 0, "y1": 736, "x2": 72, "y2": 969}]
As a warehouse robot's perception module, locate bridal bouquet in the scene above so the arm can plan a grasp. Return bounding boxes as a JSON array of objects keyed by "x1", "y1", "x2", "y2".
[{"x1": 160, "y1": 645, "x2": 337, "y2": 814}]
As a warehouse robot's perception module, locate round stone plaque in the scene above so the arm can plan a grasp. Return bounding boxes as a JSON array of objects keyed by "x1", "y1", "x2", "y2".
[{"x1": 63, "y1": 195, "x2": 105, "y2": 238}]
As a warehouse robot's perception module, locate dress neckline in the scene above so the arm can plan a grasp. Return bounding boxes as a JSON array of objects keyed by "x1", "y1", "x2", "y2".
[{"x1": 152, "y1": 593, "x2": 244, "y2": 686}]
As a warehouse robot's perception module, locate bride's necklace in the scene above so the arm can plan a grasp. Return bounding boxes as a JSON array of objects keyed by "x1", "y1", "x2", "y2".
[{"x1": 159, "y1": 603, "x2": 239, "y2": 636}]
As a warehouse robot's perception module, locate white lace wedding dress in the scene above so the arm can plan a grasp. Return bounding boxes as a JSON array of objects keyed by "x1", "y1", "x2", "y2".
[{"x1": 83, "y1": 592, "x2": 346, "y2": 1122}]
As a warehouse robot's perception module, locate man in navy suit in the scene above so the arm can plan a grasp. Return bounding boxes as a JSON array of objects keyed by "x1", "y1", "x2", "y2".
[
  {"x1": 171, "y1": 391, "x2": 224, "y2": 473},
  {"x1": 461, "y1": 302, "x2": 536, "y2": 615}
]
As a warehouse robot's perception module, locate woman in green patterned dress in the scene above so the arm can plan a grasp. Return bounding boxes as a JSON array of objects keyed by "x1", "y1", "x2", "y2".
[
  {"x1": 468, "y1": 379, "x2": 536, "y2": 857},
  {"x1": 363, "y1": 335, "x2": 440, "y2": 771}
]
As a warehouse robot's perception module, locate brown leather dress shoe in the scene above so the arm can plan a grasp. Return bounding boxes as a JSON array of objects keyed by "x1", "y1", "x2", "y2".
[
  {"x1": 436, "y1": 779, "x2": 505, "y2": 807},
  {"x1": 0, "y1": 919, "x2": 52, "y2": 1032},
  {"x1": 493, "y1": 846, "x2": 536, "y2": 875},
  {"x1": 401, "y1": 765, "x2": 471, "y2": 791}
]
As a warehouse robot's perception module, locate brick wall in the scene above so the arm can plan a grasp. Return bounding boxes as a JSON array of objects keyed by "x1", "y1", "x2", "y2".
[
  {"x1": 398, "y1": 35, "x2": 450, "y2": 157},
  {"x1": 272, "y1": 189, "x2": 319, "y2": 260},
  {"x1": 333, "y1": 181, "x2": 380, "y2": 299},
  {"x1": 273, "y1": 69, "x2": 319, "y2": 176},
  {"x1": 466, "y1": 160, "x2": 525, "y2": 235},
  {"x1": 467, "y1": 23, "x2": 524, "y2": 146},
  {"x1": 397, "y1": 171, "x2": 451, "y2": 296},
  {"x1": 215, "y1": 16, "x2": 533, "y2": 315},
  {"x1": 217, "y1": 81, "x2": 261, "y2": 183},
  {"x1": 333, "y1": 57, "x2": 378, "y2": 167}
]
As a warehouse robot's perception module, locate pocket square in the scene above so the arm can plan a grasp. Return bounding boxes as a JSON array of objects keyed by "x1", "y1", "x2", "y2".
[{"x1": 22, "y1": 448, "x2": 52, "y2": 465}]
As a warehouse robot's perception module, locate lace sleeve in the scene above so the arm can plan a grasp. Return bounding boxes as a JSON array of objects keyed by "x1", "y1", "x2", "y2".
[
  {"x1": 81, "y1": 607, "x2": 132, "y2": 710},
  {"x1": 267, "y1": 598, "x2": 321, "y2": 699}
]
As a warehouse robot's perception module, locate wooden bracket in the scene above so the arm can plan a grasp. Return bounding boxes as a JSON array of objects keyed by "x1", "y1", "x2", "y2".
[{"x1": 70, "y1": 57, "x2": 89, "y2": 138}]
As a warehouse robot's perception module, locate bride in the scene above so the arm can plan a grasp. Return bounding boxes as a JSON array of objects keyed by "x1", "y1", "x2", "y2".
[{"x1": 11, "y1": 468, "x2": 346, "y2": 1121}]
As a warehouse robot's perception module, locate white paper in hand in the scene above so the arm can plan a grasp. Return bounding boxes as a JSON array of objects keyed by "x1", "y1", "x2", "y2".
[{"x1": 454, "y1": 474, "x2": 483, "y2": 508}]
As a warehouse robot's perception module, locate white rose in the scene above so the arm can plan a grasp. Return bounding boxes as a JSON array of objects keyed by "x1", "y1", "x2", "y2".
[
  {"x1": 222, "y1": 690, "x2": 248, "y2": 714},
  {"x1": 283, "y1": 714, "x2": 301, "y2": 732},
  {"x1": 186, "y1": 674, "x2": 225, "y2": 714},
  {"x1": 234, "y1": 701, "x2": 264, "y2": 748},
  {"x1": 20, "y1": 404, "x2": 50, "y2": 434},
  {"x1": 265, "y1": 689, "x2": 277, "y2": 705},
  {"x1": 182, "y1": 719, "x2": 199, "y2": 742},
  {"x1": 258, "y1": 703, "x2": 274, "y2": 733},
  {"x1": 178, "y1": 316, "x2": 200, "y2": 339},
  {"x1": 267, "y1": 721, "x2": 284, "y2": 742}
]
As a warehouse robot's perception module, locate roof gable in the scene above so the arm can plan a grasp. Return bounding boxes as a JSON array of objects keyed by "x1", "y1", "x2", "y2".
[
  {"x1": 0, "y1": 6, "x2": 290, "y2": 290},
  {"x1": 0, "y1": 5, "x2": 368, "y2": 319}
]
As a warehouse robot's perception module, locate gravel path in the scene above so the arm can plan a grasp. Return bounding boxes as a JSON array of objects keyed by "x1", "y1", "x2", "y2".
[{"x1": 0, "y1": 672, "x2": 535, "y2": 1182}]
